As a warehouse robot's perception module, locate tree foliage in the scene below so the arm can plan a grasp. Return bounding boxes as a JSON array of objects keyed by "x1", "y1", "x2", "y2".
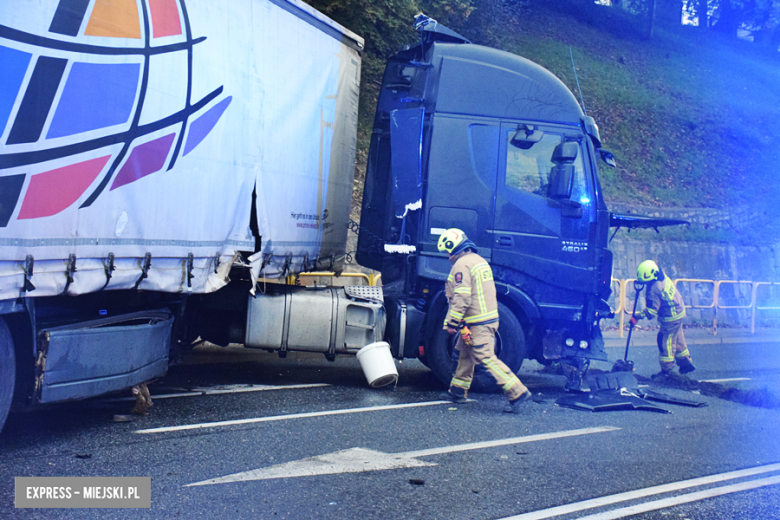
[{"x1": 610, "y1": 0, "x2": 780, "y2": 46}]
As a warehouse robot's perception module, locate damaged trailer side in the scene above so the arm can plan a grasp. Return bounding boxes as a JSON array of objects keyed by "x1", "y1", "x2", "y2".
[{"x1": 0, "y1": 0, "x2": 364, "y2": 432}]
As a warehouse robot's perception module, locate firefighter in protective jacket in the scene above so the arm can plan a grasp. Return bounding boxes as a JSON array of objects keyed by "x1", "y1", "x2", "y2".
[
  {"x1": 437, "y1": 228, "x2": 532, "y2": 413},
  {"x1": 631, "y1": 260, "x2": 696, "y2": 376}
]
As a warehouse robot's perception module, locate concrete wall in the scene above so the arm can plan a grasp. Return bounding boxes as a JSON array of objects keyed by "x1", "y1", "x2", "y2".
[{"x1": 610, "y1": 239, "x2": 780, "y2": 282}]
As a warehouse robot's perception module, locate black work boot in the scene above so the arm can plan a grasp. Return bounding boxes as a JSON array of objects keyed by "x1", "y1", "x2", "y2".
[
  {"x1": 503, "y1": 390, "x2": 532, "y2": 413},
  {"x1": 651, "y1": 370, "x2": 672, "y2": 380},
  {"x1": 678, "y1": 359, "x2": 696, "y2": 375},
  {"x1": 438, "y1": 391, "x2": 468, "y2": 404}
]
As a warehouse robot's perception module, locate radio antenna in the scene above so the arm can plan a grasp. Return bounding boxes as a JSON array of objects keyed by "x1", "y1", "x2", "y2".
[{"x1": 570, "y1": 47, "x2": 587, "y2": 115}]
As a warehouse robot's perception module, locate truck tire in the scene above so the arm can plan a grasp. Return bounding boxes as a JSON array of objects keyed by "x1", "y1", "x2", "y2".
[
  {"x1": 0, "y1": 317, "x2": 15, "y2": 433},
  {"x1": 427, "y1": 302, "x2": 527, "y2": 393}
]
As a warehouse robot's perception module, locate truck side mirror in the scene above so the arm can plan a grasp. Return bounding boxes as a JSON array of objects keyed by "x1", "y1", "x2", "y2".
[
  {"x1": 548, "y1": 164, "x2": 575, "y2": 199},
  {"x1": 552, "y1": 141, "x2": 578, "y2": 163},
  {"x1": 510, "y1": 124, "x2": 543, "y2": 149},
  {"x1": 547, "y1": 142, "x2": 578, "y2": 199},
  {"x1": 600, "y1": 149, "x2": 616, "y2": 167}
]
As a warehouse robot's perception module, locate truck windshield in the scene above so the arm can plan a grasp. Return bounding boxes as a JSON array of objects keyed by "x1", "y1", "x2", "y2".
[{"x1": 506, "y1": 132, "x2": 589, "y2": 206}]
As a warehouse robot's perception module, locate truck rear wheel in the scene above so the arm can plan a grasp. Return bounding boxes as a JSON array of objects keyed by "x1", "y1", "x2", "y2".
[
  {"x1": 427, "y1": 302, "x2": 527, "y2": 393},
  {"x1": 0, "y1": 317, "x2": 15, "y2": 433}
]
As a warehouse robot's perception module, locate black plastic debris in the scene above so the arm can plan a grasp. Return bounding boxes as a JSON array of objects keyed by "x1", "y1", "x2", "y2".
[
  {"x1": 557, "y1": 382, "x2": 710, "y2": 412},
  {"x1": 636, "y1": 372, "x2": 780, "y2": 409},
  {"x1": 641, "y1": 389, "x2": 707, "y2": 408},
  {"x1": 556, "y1": 390, "x2": 670, "y2": 413}
]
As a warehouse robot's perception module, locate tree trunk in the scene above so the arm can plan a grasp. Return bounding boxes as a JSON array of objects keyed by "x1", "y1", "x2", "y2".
[
  {"x1": 762, "y1": 1, "x2": 780, "y2": 49},
  {"x1": 657, "y1": 0, "x2": 683, "y2": 26},
  {"x1": 711, "y1": 0, "x2": 742, "y2": 37},
  {"x1": 697, "y1": 0, "x2": 708, "y2": 29},
  {"x1": 648, "y1": 0, "x2": 658, "y2": 38}
]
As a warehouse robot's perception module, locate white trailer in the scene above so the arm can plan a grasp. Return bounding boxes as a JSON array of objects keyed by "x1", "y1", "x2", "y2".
[{"x1": 0, "y1": 0, "x2": 367, "y2": 431}]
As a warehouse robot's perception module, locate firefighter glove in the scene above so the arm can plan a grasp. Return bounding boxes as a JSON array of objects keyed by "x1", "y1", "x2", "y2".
[{"x1": 459, "y1": 325, "x2": 475, "y2": 346}]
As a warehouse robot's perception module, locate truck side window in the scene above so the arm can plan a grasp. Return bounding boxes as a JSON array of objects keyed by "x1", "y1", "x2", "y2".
[{"x1": 505, "y1": 132, "x2": 588, "y2": 205}]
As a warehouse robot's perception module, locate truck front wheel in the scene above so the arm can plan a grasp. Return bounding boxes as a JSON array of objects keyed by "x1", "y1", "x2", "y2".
[
  {"x1": 0, "y1": 317, "x2": 15, "y2": 433},
  {"x1": 427, "y1": 302, "x2": 527, "y2": 392}
]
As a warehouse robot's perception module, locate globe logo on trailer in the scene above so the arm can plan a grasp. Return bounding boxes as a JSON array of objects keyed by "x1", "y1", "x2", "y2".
[{"x1": 0, "y1": 0, "x2": 231, "y2": 226}]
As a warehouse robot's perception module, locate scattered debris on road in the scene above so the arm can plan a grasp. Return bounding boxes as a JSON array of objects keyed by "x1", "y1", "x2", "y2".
[{"x1": 637, "y1": 372, "x2": 780, "y2": 409}]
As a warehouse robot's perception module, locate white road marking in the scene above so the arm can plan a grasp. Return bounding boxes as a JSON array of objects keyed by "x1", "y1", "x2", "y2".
[
  {"x1": 136, "y1": 400, "x2": 451, "y2": 434},
  {"x1": 402, "y1": 427, "x2": 621, "y2": 458},
  {"x1": 699, "y1": 378, "x2": 751, "y2": 383},
  {"x1": 185, "y1": 426, "x2": 620, "y2": 486},
  {"x1": 104, "y1": 383, "x2": 330, "y2": 401},
  {"x1": 575, "y1": 475, "x2": 780, "y2": 520},
  {"x1": 192, "y1": 384, "x2": 330, "y2": 395},
  {"x1": 499, "y1": 462, "x2": 780, "y2": 520}
]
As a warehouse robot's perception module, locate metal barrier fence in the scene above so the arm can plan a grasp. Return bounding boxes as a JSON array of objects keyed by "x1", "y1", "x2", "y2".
[{"x1": 611, "y1": 278, "x2": 780, "y2": 337}]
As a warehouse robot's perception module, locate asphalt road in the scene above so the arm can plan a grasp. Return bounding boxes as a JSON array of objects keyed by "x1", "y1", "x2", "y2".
[{"x1": 2, "y1": 339, "x2": 780, "y2": 519}]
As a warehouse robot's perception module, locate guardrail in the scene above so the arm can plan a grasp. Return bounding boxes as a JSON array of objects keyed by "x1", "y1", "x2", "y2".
[{"x1": 611, "y1": 278, "x2": 780, "y2": 336}]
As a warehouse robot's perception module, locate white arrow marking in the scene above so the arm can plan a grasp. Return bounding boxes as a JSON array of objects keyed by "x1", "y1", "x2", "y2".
[
  {"x1": 185, "y1": 426, "x2": 620, "y2": 487},
  {"x1": 187, "y1": 448, "x2": 436, "y2": 487}
]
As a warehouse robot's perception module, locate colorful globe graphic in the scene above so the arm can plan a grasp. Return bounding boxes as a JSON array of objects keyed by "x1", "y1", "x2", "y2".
[{"x1": 0, "y1": 0, "x2": 231, "y2": 226}]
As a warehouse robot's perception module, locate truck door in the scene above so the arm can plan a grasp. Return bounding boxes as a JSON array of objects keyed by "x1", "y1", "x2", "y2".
[
  {"x1": 416, "y1": 117, "x2": 498, "y2": 281},
  {"x1": 492, "y1": 122, "x2": 595, "y2": 294}
]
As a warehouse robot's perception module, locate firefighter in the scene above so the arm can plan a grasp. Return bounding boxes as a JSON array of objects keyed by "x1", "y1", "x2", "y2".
[
  {"x1": 631, "y1": 260, "x2": 696, "y2": 376},
  {"x1": 436, "y1": 228, "x2": 532, "y2": 413}
]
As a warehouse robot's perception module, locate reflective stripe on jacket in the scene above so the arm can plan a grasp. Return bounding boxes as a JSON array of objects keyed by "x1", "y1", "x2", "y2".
[
  {"x1": 642, "y1": 277, "x2": 686, "y2": 323},
  {"x1": 444, "y1": 252, "x2": 499, "y2": 328}
]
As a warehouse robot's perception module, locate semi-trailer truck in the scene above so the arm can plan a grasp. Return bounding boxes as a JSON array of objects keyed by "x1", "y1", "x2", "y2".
[{"x1": 0, "y1": 1, "x2": 660, "y2": 433}]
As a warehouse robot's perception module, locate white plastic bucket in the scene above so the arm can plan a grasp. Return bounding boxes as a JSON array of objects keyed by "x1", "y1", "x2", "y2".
[{"x1": 356, "y1": 341, "x2": 398, "y2": 388}]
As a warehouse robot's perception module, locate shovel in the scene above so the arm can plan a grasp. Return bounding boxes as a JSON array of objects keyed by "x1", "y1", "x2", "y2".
[{"x1": 612, "y1": 280, "x2": 644, "y2": 372}]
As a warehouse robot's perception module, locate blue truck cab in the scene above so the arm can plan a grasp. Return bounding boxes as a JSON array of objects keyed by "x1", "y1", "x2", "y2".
[{"x1": 357, "y1": 20, "x2": 617, "y2": 389}]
